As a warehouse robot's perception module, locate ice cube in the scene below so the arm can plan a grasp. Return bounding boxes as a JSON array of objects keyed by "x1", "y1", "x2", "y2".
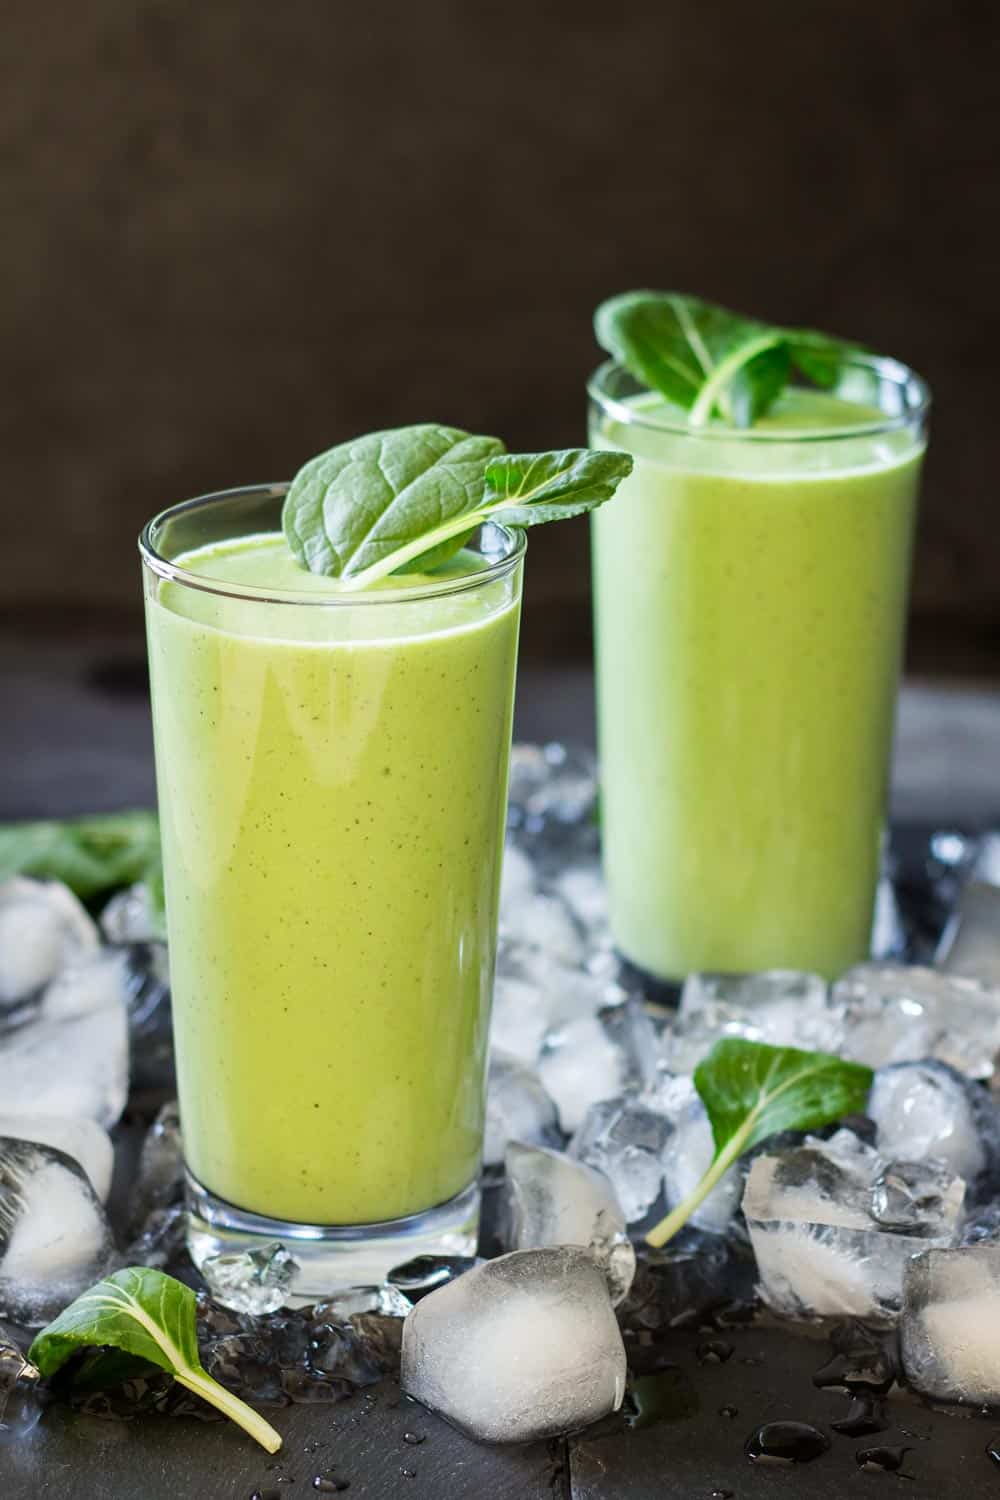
[
  {"x1": 483, "y1": 1051, "x2": 559, "y2": 1168},
  {"x1": 401, "y1": 1246, "x2": 626, "y2": 1443},
  {"x1": 313, "y1": 1284, "x2": 413, "y2": 1320},
  {"x1": 900, "y1": 1244, "x2": 1000, "y2": 1404},
  {"x1": 0, "y1": 1114, "x2": 113, "y2": 1202},
  {"x1": 0, "y1": 878, "x2": 98, "y2": 1010},
  {"x1": 507, "y1": 743, "x2": 598, "y2": 833},
  {"x1": 0, "y1": 1139, "x2": 115, "y2": 1324},
  {"x1": 503, "y1": 1141, "x2": 634, "y2": 1304},
  {"x1": 200, "y1": 1242, "x2": 299, "y2": 1316},
  {"x1": 937, "y1": 881, "x2": 1000, "y2": 987},
  {"x1": 833, "y1": 963, "x2": 1000, "y2": 1079},
  {"x1": 658, "y1": 1076, "x2": 743, "y2": 1235},
  {"x1": 499, "y1": 844, "x2": 537, "y2": 912},
  {"x1": 501, "y1": 894, "x2": 583, "y2": 966},
  {"x1": 0, "y1": 1340, "x2": 44, "y2": 1442},
  {"x1": 743, "y1": 1130, "x2": 964, "y2": 1324},
  {"x1": 490, "y1": 945, "x2": 610, "y2": 1066},
  {"x1": 127, "y1": 1100, "x2": 183, "y2": 1235},
  {"x1": 552, "y1": 858, "x2": 610, "y2": 948},
  {"x1": 665, "y1": 970, "x2": 838, "y2": 1074},
  {"x1": 869, "y1": 1159, "x2": 966, "y2": 1234},
  {"x1": 868, "y1": 1059, "x2": 1000, "y2": 1187},
  {"x1": 117, "y1": 941, "x2": 173, "y2": 1091},
  {"x1": 99, "y1": 883, "x2": 159, "y2": 945},
  {"x1": 538, "y1": 1015, "x2": 628, "y2": 1134},
  {"x1": 569, "y1": 1096, "x2": 672, "y2": 1224},
  {"x1": 0, "y1": 951, "x2": 129, "y2": 1127}
]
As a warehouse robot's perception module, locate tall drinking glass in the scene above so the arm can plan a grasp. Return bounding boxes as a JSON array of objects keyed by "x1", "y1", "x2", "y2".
[
  {"x1": 140, "y1": 486, "x2": 524, "y2": 1298},
  {"x1": 589, "y1": 357, "x2": 929, "y2": 984}
]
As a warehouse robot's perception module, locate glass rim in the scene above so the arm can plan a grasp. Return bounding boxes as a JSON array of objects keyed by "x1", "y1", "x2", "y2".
[
  {"x1": 587, "y1": 352, "x2": 932, "y2": 443},
  {"x1": 138, "y1": 482, "x2": 527, "y2": 607}
]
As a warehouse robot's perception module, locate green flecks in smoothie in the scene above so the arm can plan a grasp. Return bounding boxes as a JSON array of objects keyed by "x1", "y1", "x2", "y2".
[{"x1": 147, "y1": 531, "x2": 520, "y2": 1223}]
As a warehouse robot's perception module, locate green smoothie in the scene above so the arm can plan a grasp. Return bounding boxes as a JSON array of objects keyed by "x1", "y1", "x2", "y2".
[
  {"x1": 145, "y1": 533, "x2": 521, "y2": 1224},
  {"x1": 591, "y1": 382, "x2": 924, "y2": 981}
]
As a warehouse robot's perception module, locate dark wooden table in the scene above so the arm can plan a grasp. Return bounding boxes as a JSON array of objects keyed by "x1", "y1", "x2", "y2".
[{"x1": 4, "y1": 632, "x2": 1000, "y2": 1498}]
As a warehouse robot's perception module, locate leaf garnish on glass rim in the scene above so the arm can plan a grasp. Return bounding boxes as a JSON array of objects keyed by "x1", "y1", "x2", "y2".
[
  {"x1": 594, "y1": 290, "x2": 867, "y2": 428},
  {"x1": 282, "y1": 428, "x2": 632, "y2": 587},
  {"x1": 29, "y1": 1267, "x2": 283, "y2": 1453},
  {"x1": 644, "y1": 1039, "x2": 873, "y2": 1249}
]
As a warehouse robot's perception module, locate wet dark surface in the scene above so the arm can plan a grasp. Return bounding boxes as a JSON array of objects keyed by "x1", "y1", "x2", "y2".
[
  {"x1": 1, "y1": 1376, "x2": 559, "y2": 1500},
  {"x1": 6, "y1": 1327, "x2": 1000, "y2": 1499},
  {"x1": 572, "y1": 1325, "x2": 997, "y2": 1497}
]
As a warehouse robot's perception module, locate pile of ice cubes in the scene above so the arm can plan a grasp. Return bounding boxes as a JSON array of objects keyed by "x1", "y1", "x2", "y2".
[
  {"x1": 6, "y1": 744, "x2": 1000, "y2": 1441},
  {"x1": 0, "y1": 875, "x2": 175, "y2": 1326}
]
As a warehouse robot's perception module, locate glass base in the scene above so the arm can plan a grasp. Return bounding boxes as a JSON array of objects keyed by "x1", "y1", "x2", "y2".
[
  {"x1": 186, "y1": 1172, "x2": 480, "y2": 1308},
  {"x1": 616, "y1": 951, "x2": 683, "y2": 1008}
]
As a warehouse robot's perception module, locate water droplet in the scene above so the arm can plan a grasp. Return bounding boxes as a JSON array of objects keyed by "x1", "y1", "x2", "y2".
[
  {"x1": 718, "y1": 1404, "x2": 738, "y2": 1419},
  {"x1": 745, "y1": 1421, "x2": 830, "y2": 1465},
  {"x1": 856, "y1": 1446, "x2": 909, "y2": 1474},
  {"x1": 696, "y1": 1339, "x2": 733, "y2": 1365},
  {"x1": 250, "y1": 1491, "x2": 282, "y2": 1500},
  {"x1": 625, "y1": 1368, "x2": 700, "y2": 1429},
  {"x1": 312, "y1": 1478, "x2": 349, "y2": 1494},
  {"x1": 831, "y1": 1396, "x2": 887, "y2": 1437},
  {"x1": 813, "y1": 1347, "x2": 895, "y2": 1395},
  {"x1": 400, "y1": 1469, "x2": 417, "y2": 1480},
  {"x1": 711, "y1": 1491, "x2": 734, "y2": 1499},
  {"x1": 987, "y1": 1437, "x2": 1000, "y2": 1467},
  {"x1": 403, "y1": 1432, "x2": 426, "y2": 1446}
]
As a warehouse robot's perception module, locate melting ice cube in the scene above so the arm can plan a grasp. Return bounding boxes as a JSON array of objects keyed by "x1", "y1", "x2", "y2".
[
  {"x1": 743, "y1": 1130, "x2": 964, "y2": 1324},
  {"x1": 665, "y1": 970, "x2": 837, "y2": 1074},
  {"x1": 483, "y1": 1051, "x2": 560, "y2": 1168},
  {"x1": 570, "y1": 1096, "x2": 672, "y2": 1224},
  {"x1": 538, "y1": 1016, "x2": 628, "y2": 1136},
  {"x1": 868, "y1": 1059, "x2": 1000, "y2": 1189},
  {"x1": 401, "y1": 1246, "x2": 626, "y2": 1443},
  {"x1": 900, "y1": 1244, "x2": 1000, "y2": 1404},
  {"x1": 0, "y1": 878, "x2": 98, "y2": 1011},
  {"x1": 0, "y1": 1114, "x2": 113, "y2": 1202},
  {"x1": 503, "y1": 1141, "x2": 634, "y2": 1304},
  {"x1": 99, "y1": 883, "x2": 159, "y2": 945},
  {"x1": 0, "y1": 1139, "x2": 115, "y2": 1325},
  {"x1": 833, "y1": 963, "x2": 1000, "y2": 1079},
  {"x1": 201, "y1": 1242, "x2": 299, "y2": 1316},
  {"x1": 0, "y1": 951, "x2": 129, "y2": 1127}
]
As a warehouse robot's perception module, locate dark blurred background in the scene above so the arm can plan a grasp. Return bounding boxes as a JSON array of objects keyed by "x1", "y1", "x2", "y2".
[{"x1": 2, "y1": 0, "x2": 999, "y2": 814}]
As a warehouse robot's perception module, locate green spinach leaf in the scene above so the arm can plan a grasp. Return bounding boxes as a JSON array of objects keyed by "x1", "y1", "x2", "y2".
[
  {"x1": 29, "y1": 1267, "x2": 282, "y2": 1452},
  {"x1": 594, "y1": 290, "x2": 866, "y2": 427},
  {"x1": 0, "y1": 811, "x2": 161, "y2": 902},
  {"x1": 645, "y1": 1039, "x2": 873, "y2": 1248},
  {"x1": 282, "y1": 428, "x2": 632, "y2": 586}
]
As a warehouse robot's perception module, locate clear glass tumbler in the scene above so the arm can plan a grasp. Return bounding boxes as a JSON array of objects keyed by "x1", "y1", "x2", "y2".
[
  {"x1": 589, "y1": 356, "x2": 929, "y2": 984},
  {"x1": 140, "y1": 485, "x2": 524, "y2": 1299}
]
